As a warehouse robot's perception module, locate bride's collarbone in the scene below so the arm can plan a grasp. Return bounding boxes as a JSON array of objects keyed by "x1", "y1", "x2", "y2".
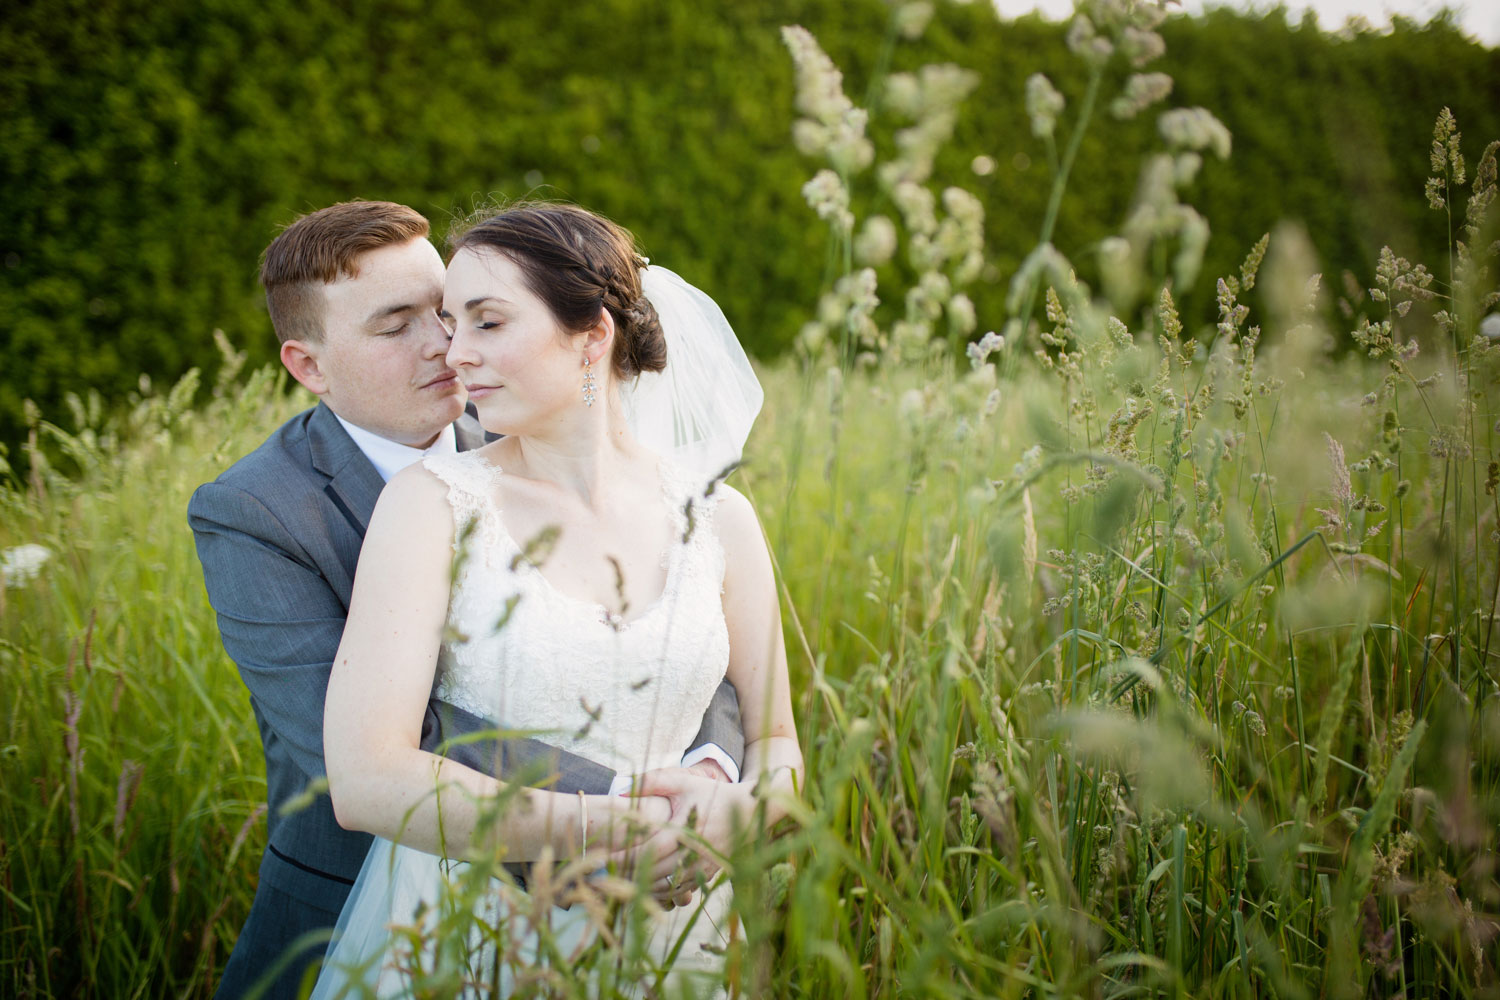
[{"x1": 493, "y1": 479, "x2": 679, "y2": 615}]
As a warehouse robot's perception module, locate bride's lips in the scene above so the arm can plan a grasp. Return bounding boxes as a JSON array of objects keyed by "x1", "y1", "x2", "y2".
[
  {"x1": 421, "y1": 372, "x2": 461, "y2": 392},
  {"x1": 464, "y1": 383, "x2": 501, "y2": 400}
]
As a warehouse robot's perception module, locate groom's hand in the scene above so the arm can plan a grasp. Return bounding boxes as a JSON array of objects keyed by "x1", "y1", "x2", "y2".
[
  {"x1": 685, "y1": 759, "x2": 731, "y2": 783},
  {"x1": 626, "y1": 767, "x2": 751, "y2": 907}
]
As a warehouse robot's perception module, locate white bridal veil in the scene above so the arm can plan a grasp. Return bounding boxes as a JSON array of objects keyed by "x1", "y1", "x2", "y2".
[{"x1": 621, "y1": 264, "x2": 764, "y2": 486}]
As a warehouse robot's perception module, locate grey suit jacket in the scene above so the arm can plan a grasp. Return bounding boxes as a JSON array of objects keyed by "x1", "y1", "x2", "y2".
[{"x1": 189, "y1": 401, "x2": 743, "y2": 901}]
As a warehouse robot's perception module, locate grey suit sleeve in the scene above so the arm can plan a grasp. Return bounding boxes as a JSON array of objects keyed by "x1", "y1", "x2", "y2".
[
  {"x1": 419, "y1": 701, "x2": 614, "y2": 795},
  {"x1": 689, "y1": 680, "x2": 745, "y2": 773},
  {"x1": 188, "y1": 481, "x2": 617, "y2": 793}
]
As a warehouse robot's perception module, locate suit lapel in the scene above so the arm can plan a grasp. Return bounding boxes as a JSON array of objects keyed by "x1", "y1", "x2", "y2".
[{"x1": 307, "y1": 403, "x2": 385, "y2": 539}]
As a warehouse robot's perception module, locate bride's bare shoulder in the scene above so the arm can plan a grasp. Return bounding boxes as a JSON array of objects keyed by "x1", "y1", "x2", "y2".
[
  {"x1": 384, "y1": 459, "x2": 455, "y2": 502},
  {"x1": 712, "y1": 483, "x2": 767, "y2": 552},
  {"x1": 366, "y1": 460, "x2": 460, "y2": 534}
]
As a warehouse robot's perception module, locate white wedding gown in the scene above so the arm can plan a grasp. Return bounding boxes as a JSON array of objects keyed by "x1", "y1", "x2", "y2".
[{"x1": 311, "y1": 449, "x2": 734, "y2": 999}]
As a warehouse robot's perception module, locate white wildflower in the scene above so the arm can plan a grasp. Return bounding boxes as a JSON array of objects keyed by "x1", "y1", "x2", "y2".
[
  {"x1": 797, "y1": 321, "x2": 828, "y2": 354},
  {"x1": 1173, "y1": 207, "x2": 1210, "y2": 290},
  {"x1": 895, "y1": 1, "x2": 933, "y2": 39},
  {"x1": 1158, "y1": 107, "x2": 1233, "y2": 160},
  {"x1": 1481, "y1": 314, "x2": 1500, "y2": 339},
  {"x1": 907, "y1": 282, "x2": 944, "y2": 322},
  {"x1": 819, "y1": 290, "x2": 849, "y2": 329},
  {"x1": 783, "y1": 26, "x2": 874, "y2": 172},
  {"x1": 966, "y1": 329, "x2": 1006, "y2": 368},
  {"x1": 829, "y1": 109, "x2": 875, "y2": 173},
  {"x1": 877, "y1": 64, "x2": 978, "y2": 188},
  {"x1": 1025, "y1": 73, "x2": 1067, "y2": 139},
  {"x1": 802, "y1": 169, "x2": 854, "y2": 231},
  {"x1": 854, "y1": 215, "x2": 899, "y2": 266},
  {"x1": 1174, "y1": 151, "x2": 1203, "y2": 186},
  {"x1": 891, "y1": 181, "x2": 938, "y2": 235},
  {"x1": 1110, "y1": 72, "x2": 1173, "y2": 120},
  {"x1": 883, "y1": 73, "x2": 922, "y2": 117},
  {"x1": 1121, "y1": 27, "x2": 1165, "y2": 67},
  {"x1": 919, "y1": 63, "x2": 980, "y2": 108},
  {"x1": 948, "y1": 293, "x2": 977, "y2": 336},
  {"x1": 783, "y1": 26, "x2": 855, "y2": 123},
  {"x1": 892, "y1": 320, "x2": 933, "y2": 359},
  {"x1": 1066, "y1": 14, "x2": 1097, "y2": 57},
  {"x1": 1098, "y1": 236, "x2": 1136, "y2": 301},
  {"x1": 2, "y1": 544, "x2": 52, "y2": 589},
  {"x1": 942, "y1": 186, "x2": 984, "y2": 225},
  {"x1": 920, "y1": 270, "x2": 952, "y2": 302},
  {"x1": 838, "y1": 267, "x2": 880, "y2": 313},
  {"x1": 792, "y1": 119, "x2": 829, "y2": 157}
]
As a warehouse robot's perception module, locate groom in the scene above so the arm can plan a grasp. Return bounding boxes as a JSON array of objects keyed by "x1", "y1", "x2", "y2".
[{"x1": 189, "y1": 200, "x2": 744, "y2": 999}]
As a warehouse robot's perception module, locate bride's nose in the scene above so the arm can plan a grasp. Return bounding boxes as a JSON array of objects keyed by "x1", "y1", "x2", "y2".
[{"x1": 445, "y1": 323, "x2": 480, "y2": 369}]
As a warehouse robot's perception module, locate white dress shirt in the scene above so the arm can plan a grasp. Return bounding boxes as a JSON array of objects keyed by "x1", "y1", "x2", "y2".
[
  {"x1": 334, "y1": 415, "x2": 457, "y2": 483},
  {"x1": 334, "y1": 413, "x2": 739, "y2": 786}
]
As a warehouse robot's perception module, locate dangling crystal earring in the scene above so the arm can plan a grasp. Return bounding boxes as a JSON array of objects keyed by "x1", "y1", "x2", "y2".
[{"x1": 581, "y1": 356, "x2": 598, "y2": 407}]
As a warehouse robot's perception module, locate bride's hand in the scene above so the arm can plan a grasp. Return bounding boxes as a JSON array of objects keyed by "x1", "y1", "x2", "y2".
[{"x1": 616, "y1": 768, "x2": 753, "y2": 906}]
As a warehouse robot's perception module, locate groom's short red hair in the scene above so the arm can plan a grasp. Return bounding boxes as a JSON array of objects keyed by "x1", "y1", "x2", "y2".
[{"x1": 259, "y1": 200, "x2": 429, "y2": 343}]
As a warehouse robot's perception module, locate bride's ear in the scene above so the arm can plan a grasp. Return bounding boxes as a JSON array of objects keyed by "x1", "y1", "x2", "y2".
[
  {"x1": 280, "y1": 339, "x2": 329, "y2": 395},
  {"x1": 582, "y1": 307, "x2": 615, "y2": 368}
]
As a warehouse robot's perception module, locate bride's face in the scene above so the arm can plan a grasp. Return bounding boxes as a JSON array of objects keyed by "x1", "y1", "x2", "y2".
[{"x1": 442, "y1": 248, "x2": 594, "y2": 435}]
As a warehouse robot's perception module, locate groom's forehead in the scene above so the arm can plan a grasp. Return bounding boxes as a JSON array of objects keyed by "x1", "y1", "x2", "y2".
[{"x1": 324, "y1": 240, "x2": 444, "y2": 325}]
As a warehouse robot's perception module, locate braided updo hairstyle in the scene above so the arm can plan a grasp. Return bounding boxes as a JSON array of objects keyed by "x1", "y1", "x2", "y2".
[{"x1": 447, "y1": 202, "x2": 666, "y2": 378}]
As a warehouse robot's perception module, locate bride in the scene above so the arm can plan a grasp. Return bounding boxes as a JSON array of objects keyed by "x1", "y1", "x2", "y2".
[{"x1": 313, "y1": 202, "x2": 802, "y2": 997}]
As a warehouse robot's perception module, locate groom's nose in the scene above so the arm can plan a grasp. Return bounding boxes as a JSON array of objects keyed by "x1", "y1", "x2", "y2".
[{"x1": 418, "y1": 310, "x2": 451, "y2": 361}]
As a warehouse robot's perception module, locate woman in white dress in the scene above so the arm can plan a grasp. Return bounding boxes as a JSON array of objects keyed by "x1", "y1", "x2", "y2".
[{"x1": 313, "y1": 203, "x2": 802, "y2": 997}]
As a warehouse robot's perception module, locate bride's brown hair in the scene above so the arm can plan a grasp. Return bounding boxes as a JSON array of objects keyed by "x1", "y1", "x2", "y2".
[{"x1": 447, "y1": 202, "x2": 667, "y2": 378}]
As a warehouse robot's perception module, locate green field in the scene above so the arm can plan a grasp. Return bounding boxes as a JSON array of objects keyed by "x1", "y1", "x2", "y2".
[{"x1": 2, "y1": 7, "x2": 1498, "y2": 998}]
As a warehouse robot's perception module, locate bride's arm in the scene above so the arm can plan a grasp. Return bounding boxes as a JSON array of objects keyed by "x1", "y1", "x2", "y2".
[
  {"x1": 324, "y1": 463, "x2": 666, "y2": 860},
  {"x1": 716, "y1": 484, "x2": 803, "y2": 810}
]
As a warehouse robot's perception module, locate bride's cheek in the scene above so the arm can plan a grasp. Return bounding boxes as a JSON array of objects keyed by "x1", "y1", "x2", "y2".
[{"x1": 499, "y1": 344, "x2": 546, "y2": 378}]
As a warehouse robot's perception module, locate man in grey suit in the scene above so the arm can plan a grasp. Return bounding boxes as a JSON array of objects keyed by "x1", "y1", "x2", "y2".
[{"x1": 189, "y1": 201, "x2": 743, "y2": 999}]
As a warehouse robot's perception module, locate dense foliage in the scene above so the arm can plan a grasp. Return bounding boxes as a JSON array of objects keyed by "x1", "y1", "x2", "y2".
[{"x1": 2, "y1": 0, "x2": 1497, "y2": 452}]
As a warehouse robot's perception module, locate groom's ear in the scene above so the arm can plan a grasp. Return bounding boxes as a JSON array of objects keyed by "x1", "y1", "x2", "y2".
[{"x1": 280, "y1": 339, "x2": 329, "y2": 395}]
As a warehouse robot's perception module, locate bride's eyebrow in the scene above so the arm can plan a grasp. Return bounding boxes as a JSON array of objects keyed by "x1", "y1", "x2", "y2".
[{"x1": 465, "y1": 296, "x2": 510, "y2": 311}]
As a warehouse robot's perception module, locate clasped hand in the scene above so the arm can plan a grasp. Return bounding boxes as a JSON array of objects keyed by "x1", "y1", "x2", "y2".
[{"x1": 609, "y1": 762, "x2": 752, "y2": 909}]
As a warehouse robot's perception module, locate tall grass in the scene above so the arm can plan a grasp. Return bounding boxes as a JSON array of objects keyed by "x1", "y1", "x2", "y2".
[{"x1": 3, "y1": 2, "x2": 1498, "y2": 996}]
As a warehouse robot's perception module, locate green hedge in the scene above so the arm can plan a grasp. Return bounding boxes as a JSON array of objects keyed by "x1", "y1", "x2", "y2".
[{"x1": 2, "y1": 0, "x2": 1496, "y2": 449}]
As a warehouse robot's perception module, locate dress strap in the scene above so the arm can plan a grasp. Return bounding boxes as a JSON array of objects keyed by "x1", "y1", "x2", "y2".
[
  {"x1": 658, "y1": 461, "x2": 726, "y2": 591},
  {"x1": 421, "y1": 451, "x2": 506, "y2": 555}
]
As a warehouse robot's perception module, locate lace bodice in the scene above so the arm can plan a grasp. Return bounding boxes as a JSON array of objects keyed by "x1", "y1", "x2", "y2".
[{"x1": 421, "y1": 450, "x2": 730, "y2": 776}]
